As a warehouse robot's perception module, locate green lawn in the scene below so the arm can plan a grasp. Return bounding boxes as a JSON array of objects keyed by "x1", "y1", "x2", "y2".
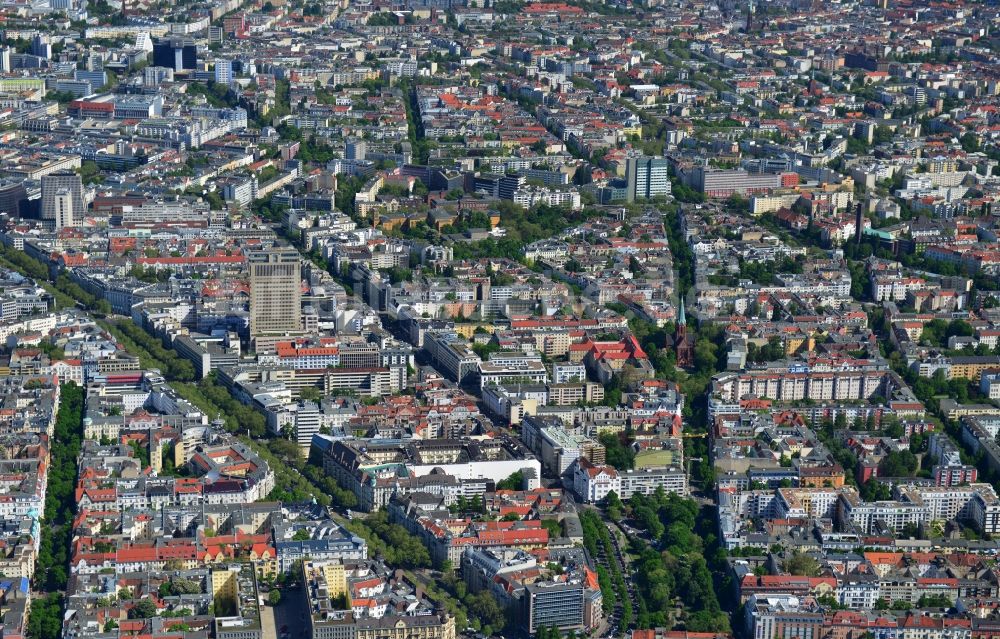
[{"x1": 634, "y1": 449, "x2": 674, "y2": 468}]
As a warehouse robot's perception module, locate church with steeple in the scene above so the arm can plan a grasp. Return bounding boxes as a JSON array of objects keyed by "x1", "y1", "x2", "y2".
[{"x1": 674, "y1": 299, "x2": 693, "y2": 368}]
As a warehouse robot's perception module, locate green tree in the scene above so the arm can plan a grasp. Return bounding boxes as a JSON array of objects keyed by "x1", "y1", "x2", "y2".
[
  {"x1": 298, "y1": 386, "x2": 322, "y2": 403},
  {"x1": 960, "y1": 132, "x2": 980, "y2": 153},
  {"x1": 599, "y1": 433, "x2": 635, "y2": 469},
  {"x1": 785, "y1": 552, "x2": 821, "y2": 577},
  {"x1": 878, "y1": 450, "x2": 917, "y2": 477},
  {"x1": 606, "y1": 490, "x2": 623, "y2": 521},
  {"x1": 495, "y1": 470, "x2": 524, "y2": 491},
  {"x1": 129, "y1": 598, "x2": 158, "y2": 619}
]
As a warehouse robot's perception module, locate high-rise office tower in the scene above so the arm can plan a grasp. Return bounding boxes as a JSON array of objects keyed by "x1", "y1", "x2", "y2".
[
  {"x1": 31, "y1": 35, "x2": 51, "y2": 60},
  {"x1": 41, "y1": 171, "x2": 84, "y2": 227},
  {"x1": 249, "y1": 248, "x2": 302, "y2": 335},
  {"x1": 143, "y1": 66, "x2": 174, "y2": 87},
  {"x1": 0, "y1": 180, "x2": 27, "y2": 217},
  {"x1": 152, "y1": 38, "x2": 197, "y2": 72},
  {"x1": 624, "y1": 156, "x2": 671, "y2": 202},
  {"x1": 214, "y1": 59, "x2": 232, "y2": 85},
  {"x1": 53, "y1": 189, "x2": 74, "y2": 230},
  {"x1": 345, "y1": 139, "x2": 367, "y2": 161}
]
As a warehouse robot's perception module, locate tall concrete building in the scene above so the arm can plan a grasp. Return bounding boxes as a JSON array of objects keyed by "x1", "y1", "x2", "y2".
[
  {"x1": 53, "y1": 189, "x2": 74, "y2": 230},
  {"x1": 345, "y1": 139, "x2": 367, "y2": 161},
  {"x1": 624, "y1": 156, "x2": 671, "y2": 202},
  {"x1": 152, "y1": 38, "x2": 197, "y2": 72},
  {"x1": 0, "y1": 180, "x2": 26, "y2": 216},
  {"x1": 214, "y1": 58, "x2": 232, "y2": 84},
  {"x1": 40, "y1": 171, "x2": 84, "y2": 227},
  {"x1": 523, "y1": 582, "x2": 585, "y2": 634},
  {"x1": 249, "y1": 248, "x2": 302, "y2": 336},
  {"x1": 31, "y1": 34, "x2": 51, "y2": 60}
]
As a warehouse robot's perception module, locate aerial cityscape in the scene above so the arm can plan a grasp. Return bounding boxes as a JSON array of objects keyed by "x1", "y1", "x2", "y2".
[{"x1": 3, "y1": 0, "x2": 1000, "y2": 638}]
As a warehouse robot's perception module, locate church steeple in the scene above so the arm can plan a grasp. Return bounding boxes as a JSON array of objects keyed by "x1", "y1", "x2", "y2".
[{"x1": 675, "y1": 298, "x2": 692, "y2": 367}]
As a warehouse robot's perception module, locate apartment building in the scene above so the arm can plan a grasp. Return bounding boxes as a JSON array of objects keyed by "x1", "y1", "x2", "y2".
[
  {"x1": 316, "y1": 438, "x2": 540, "y2": 511},
  {"x1": 479, "y1": 359, "x2": 549, "y2": 388},
  {"x1": 712, "y1": 362, "x2": 890, "y2": 403},
  {"x1": 424, "y1": 331, "x2": 482, "y2": 384},
  {"x1": 745, "y1": 594, "x2": 824, "y2": 639},
  {"x1": 572, "y1": 458, "x2": 687, "y2": 503},
  {"x1": 689, "y1": 167, "x2": 793, "y2": 198},
  {"x1": 389, "y1": 495, "x2": 550, "y2": 567},
  {"x1": 624, "y1": 156, "x2": 671, "y2": 202}
]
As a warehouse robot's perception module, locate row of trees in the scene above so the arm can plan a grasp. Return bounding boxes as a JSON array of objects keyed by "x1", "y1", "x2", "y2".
[
  {"x1": 30, "y1": 383, "x2": 85, "y2": 639},
  {"x1": 0, "y1": 244, "x2": 114, "y2": 315},
  {"x1": 438, "y1": 570, "x2": 509, "y2": 636},
  {"x1": 622, "y1": 490, "x2": 731, "y2": 633},
  {"x1": 111, "y1": 320, "x2": 196, "y2": 381},
  {"x1": 0, "y1": 244, "x2": 48, "y2": 280},
  {"x1": 293, "y1": 446, "x2": 358, "y2": 509},
  {"x1": 400, "y1": 81, "x2": 432, "y2": 165},
  {"x1": 0, "y1": 228, "x2": 376, "y2": 558},
  {"x1": 184, "y1": 374, "x2": 266, "y2": 436},
  {"x1": 172, "y1": 379, "x2": 356, "y2": 507},
  {"x1": 27, "y1": 594, "x2": 64, "y2": 639},
  {"x1": 54, "y1": 272, "x2": 112, "y2": 315},
  {"x1": 580, "y1": 509, "x2": 632, "y2": 629},
  {"x1": 600, "y1": 205, "x2": 724, "y2": 492},
  {"x1": 246, "y1": 434, "x2": 332, "y2": 505},
  {"x1": 170, "y1": 381, "x2": 356, "y2": 508},
  {"x1": 344, "y1": 510, "x2": 431, "y2": 568}
]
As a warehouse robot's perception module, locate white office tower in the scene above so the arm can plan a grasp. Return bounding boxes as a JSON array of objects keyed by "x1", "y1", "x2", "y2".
[
  {"x1": 143, "y1": 66, "x2": 174, "y2": 87},
  {"x1": 53, "y1": 189, "x2": 74, "y2": 230},
  {"x1": 41, "y1": 171, "x2": 84, "y2": 228},
  {"x1": 346, "y1": 139, "x2": 367, "y2": 161},
  {"x1": 134, "y1": 31, "x2": 153, "y2": 52}
]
